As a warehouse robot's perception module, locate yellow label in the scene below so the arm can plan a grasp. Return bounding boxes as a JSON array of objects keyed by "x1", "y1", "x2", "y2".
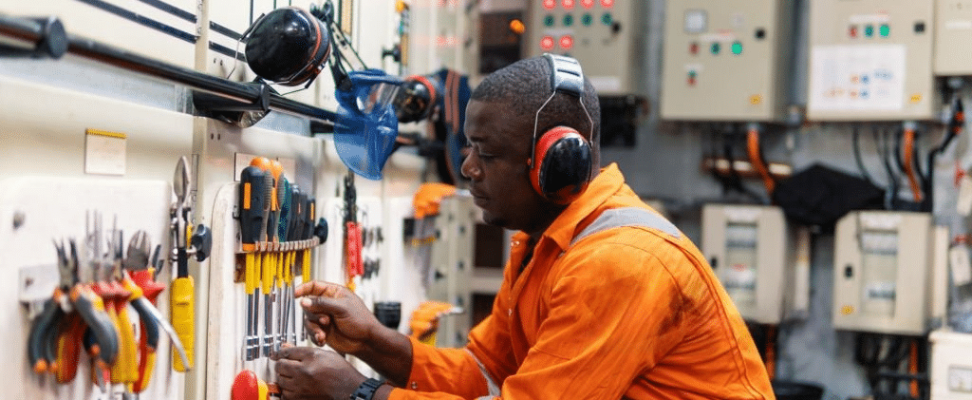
[
  {"x1": 85, "y1": 129, "x2": 127, "y2": 139},
  {"x1": 910, "y1": 94, "x2": 922, "y2": 103},
  {"x1": 841, "y1": 305, "x2": 854, "y2": 315},
  {"x1": 749, "y1": 95, "x2": 762, "y2": 105}
]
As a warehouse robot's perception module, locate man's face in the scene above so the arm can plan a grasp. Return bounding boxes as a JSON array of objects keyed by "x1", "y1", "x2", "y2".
[{"x1": 461, "y1": 99, "x2": 550, "y2": 232}]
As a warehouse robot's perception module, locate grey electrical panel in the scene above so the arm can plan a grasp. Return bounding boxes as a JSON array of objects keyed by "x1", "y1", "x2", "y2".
[
  {"x1": 659, "y1": 0, "x2": 794, "y2": 122},
  {"x1": 934, "y1": 0, "x2": 972, "y2": 76},
  {"x1": 524, "y1": 0, "x2": 647, "y2": 96},
  {"x1": 833, "y1": 211, "x2": 934, "y2": 335},
  {"x1": 807, "y1": 0, "x2": 936, "y2": 121}
]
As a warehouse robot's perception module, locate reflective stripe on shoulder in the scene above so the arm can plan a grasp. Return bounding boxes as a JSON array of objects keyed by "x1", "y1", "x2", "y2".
[
  {"x1": 467, "y1": 349, "x2": 501, "y2": 396},
  {"x1": 570, "y1": 207, "x2": 681, "y2": 247}
]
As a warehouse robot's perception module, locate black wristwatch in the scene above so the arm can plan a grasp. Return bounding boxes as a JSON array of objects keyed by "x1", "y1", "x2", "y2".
[{"x1": 351, "y1": 378, "x2": 385, "y2": 400}]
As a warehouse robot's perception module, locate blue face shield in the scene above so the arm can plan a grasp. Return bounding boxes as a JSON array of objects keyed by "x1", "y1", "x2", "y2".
[{"x1": 333, "y1": 69, "x2": 402, "y2": 180}]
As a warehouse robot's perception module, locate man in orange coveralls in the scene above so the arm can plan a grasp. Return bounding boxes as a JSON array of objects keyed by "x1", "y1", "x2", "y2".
[{"x1": 273, "y1": 55, "x2": 775, "y2": 399}]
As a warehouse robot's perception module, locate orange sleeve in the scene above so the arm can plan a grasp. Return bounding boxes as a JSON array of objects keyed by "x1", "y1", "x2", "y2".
[
  {"x1": 392, "y1": 242, "x2": 686, "y2": 399},
  {"x1": 494, "y1": 242, "x2": 685, "y2": 399},
  {"x1": 390, "y1": 271, "x2": 518, "y2": 400}
]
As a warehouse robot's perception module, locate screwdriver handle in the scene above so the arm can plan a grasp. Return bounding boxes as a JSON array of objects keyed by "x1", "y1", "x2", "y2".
[
  {"x1": 171, "y1": 276, "x2": 194, "y2": 372},
  {"x1": 114, "y1": 296, "x2": 138, "y2": 383},
  {"x1": 239, "y1": 166, "x2": 267, "y2": 250}
]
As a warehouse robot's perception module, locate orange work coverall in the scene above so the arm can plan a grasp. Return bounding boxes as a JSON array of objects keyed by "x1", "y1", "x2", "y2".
[{"x1": 389, "y1": 164, "x2": 775, "y2": 399}]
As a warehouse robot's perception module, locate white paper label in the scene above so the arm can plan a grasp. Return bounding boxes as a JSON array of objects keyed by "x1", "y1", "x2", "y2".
[
  {"x1": 951, "y1": 246, "x2": 972, "y2": 286},
  {"x1": 959, "y1": 175, "x2": 972, "y2": 216},
  {"x1": 84, "y1": 130, "x2": 126, "y2": 176},
  {"x1": 809, "y1": 44, "x2": 906, "y2": 112}
]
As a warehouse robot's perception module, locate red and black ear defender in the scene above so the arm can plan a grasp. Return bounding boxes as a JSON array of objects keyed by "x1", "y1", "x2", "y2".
[
  {"x1": 528, "y1": 54, "x2": 594, "y2": 205},
  {"x1": 244, "y1": 7, "x2": 332, "y2": 87}
]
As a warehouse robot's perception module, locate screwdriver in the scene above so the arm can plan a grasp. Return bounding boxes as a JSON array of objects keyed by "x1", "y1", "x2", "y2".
[
  {"x1": 268, "y1": 161, "x2": 285, "y2": 352},
  {"x1": 276, "y1": 176, "x2": 292, "y2": 348},
  {"x1": 239, "y1": 165, "x2": 267, "y2": 360},
  {"x1": 250, "y1": 157, "x2": 275, "y2": 357}
]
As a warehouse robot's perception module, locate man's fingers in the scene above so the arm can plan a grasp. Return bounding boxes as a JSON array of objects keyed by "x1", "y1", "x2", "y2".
[
  {"x1": 303, "y1": 319, "x2": 326, "y2": 346},
  {"x1": 270, "y1": 346, "x2": 316, "y2": 362},
  {"x1": 294, "y1": 281, "x2": 344, "y2": 298},
  {"x1": 299, "y1": 295, "x2": 345, "y2": 315}
]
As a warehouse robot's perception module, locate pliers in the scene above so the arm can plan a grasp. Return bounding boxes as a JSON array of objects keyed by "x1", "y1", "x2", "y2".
[{"x1": 27, "y1": 240, "x2": 119, "y2": 378}]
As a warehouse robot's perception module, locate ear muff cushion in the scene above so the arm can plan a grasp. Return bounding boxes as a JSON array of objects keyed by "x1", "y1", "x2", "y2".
[{"x1": 531, "y1": 126, "x2": 593, "y2": 204}]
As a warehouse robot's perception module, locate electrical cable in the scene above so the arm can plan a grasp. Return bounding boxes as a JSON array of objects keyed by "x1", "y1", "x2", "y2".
[
  {"x1": 876, "y1": 127, "x2": 899, "y2": 210},
  {"x1": 853, "y1": 125, "x2": 877, "y2": 186},
  {"x1": 903, "y1": 127, "x2": 923, "y2": 202},
  {"x1": 746, "y1": 126, "x2": 776, "y2": 195}
]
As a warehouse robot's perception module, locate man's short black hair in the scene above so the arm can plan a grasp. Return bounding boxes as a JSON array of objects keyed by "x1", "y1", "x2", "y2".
[{"x1": 471, "y1": 56, "x2": 601, "y2": 153}]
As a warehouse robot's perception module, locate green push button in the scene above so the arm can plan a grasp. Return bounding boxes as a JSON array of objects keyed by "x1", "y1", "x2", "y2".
[
  {"x1": 880, "y1": 24, "x2": 890, "y2": 37},
  {"x1": 582, "y1": 13, "x2": 593, "y2": 26},
  {"x1": 602, "y1": 12, "x2": 613, "y2": 25},
  {"x1": 544, "y1": 15, "x2": 555, "y2": 27},
  {"x1": 563, "y1": 14, "x2": 574, "y2": 26},
  {"x1": 731, "y1": 41, "x2": 743, "y2": 55},
  {"x1": 864, "y1": 24, "x2": 874, "y2": 37},
  {"x1": 711, "y1": 42, "x2": 721, "y2": 55}
]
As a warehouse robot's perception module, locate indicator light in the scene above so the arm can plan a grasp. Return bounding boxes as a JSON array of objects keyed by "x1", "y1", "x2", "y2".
[
  {"x1": 582, "y1": 13, "x2": 593, "y2": 26},
  {"x1": 731, "y1": 41, "x2": 742, "y2": 55},
  {"x1": 864, "y1": 25, "x2": 874, "y2": 37},
  {"x1": 543, "y1": 0, "x2": 556, "y2": 10},
  {"x1": 544, "y1": 15, "x2": 555, "y2": 27},
  {"x1": 602, "y1": 12, "x2": 613, "y2": 25},
  {"x1": 711, "y1": 42, "x2": 721, "y2": 55},
  {"x1": 559, "y1": 35, "x2": 574, "y2": 50},
  {"x1": 581, "y1": 0, "x2": 595, "y2": 9},
  {"x1": 562, "y1": 0, "x2": 575, "y2": 9},
  {"x1": 880, "y1": 24, "x2": 890, "y2": 37},
  {"x1": 563, "y1": 14, "x2": 574, "y2": 26},
  {"x1": 601, "y1": 0, "x2": 614, "y2": 8},
  {"x1": 541, "y1": 36, "x2": 555, "y2": 50}
]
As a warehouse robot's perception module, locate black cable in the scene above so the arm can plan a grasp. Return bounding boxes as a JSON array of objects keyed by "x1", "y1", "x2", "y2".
[
  {"x1": 876, "y1": 127, "x2": 899, "y2": 210},
  {"x1": 854, "y1": 125, "x2": 877, "y2": 185}
]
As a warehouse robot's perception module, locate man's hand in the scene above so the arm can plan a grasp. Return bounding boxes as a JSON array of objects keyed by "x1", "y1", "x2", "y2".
[
  {"x1": 272, "y1": 345, "x2": 364, "y2": 400},
  {"x1": 297, "y1": 281, "x2": 380, "y2": 355}
]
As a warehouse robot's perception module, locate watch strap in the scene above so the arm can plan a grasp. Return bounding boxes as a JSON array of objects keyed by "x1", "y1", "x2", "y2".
[{"x1": 351, "y1": 377, "x2": 385, "y2": 400}]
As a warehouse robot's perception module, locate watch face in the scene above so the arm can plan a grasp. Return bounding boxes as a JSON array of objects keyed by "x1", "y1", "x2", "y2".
[{"x1": 684, "y1": 10, "x2": 707, "y2": 34}]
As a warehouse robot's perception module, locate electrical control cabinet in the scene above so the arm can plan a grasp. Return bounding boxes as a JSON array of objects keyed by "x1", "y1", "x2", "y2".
[
  {"x1": 409, "y1": 0, "x2": 480, "y2": 77},
  {"x1": 427, "y1": 196, "x2": 475, "y2": 348},
  {"x1": 934, "y1": 0, "x2": 972, "y2": 76},
  {"x1": 807, "y1": 0, "x2": 936, "y2": 121},
  {"x1": 931, "y1": 330, "x2": 972, "y2": 399},
  {"x1": 702, "y1": 205, "x2": 807, "y2": 324},
  {"x1": 524, "y1": 0, "x2": 647, "y2": 96},
  {"x1": 833, "y1": 211, "x2": 933, "y2": 335},
  {"x1": 660, "y1": 0, "x2": 793, "y2": 122}
]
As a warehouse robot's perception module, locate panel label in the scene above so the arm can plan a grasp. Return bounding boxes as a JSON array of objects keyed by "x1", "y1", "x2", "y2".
[
  {"x1": 84, "y1": 129, "x2": 127, "y2": 176},
  {"x1": 809, "y1": 45, "x2": 906, "y2": 112}
]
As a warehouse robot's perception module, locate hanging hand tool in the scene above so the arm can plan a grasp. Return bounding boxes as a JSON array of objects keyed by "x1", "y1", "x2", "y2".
[
  {"x1": 50, "y1": 239, "x2": 119, "y2": 388},
  {"x1": 276, "y1": 175, "x2": 292, "y2": 348},
  {"x1": 269, "y1": 161, "x2": 286, "y2": 352},
  {"x1": 240, "y1": 165, "x2": 268, "y2": 360},
  {"x1": 343, "y1": 171, "x2": 362, "y2": 291},
  {"x1": 109, "y1": 228, "x2": 138, "y2": 389},
  {"x1": 169, "y1": 155, "x2": 212, "y2": 371},
  {"x1": 86, "y1": 213, "x2": 129, "y2": 387},
  {"x1": 249, "y1": 157, "x2": 276, "y2": 357},
  {"x1": 123, "y1": 231, "x2": 190, "y2": 393},
  {"x1": 54, "y1": 312, "x2": 85, "y2": 383}
]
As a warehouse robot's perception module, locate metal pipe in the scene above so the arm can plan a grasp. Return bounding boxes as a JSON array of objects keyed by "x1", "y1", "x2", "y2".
[
  {"x1": 0, "y1": 14, "x2": 336, "y2": 124},
  {"x1": 0, "y1": 15, "x2": 68, "y2": 58}
]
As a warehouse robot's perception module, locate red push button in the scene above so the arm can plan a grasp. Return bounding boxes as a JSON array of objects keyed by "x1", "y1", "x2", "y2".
[{"x1": 541, "y1": 36, "x2": 555, "y2": 50}]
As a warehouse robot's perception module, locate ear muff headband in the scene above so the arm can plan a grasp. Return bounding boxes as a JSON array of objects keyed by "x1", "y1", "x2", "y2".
[{"x1": 529, "y1": 54, "x2": 595, "y2": 203}]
